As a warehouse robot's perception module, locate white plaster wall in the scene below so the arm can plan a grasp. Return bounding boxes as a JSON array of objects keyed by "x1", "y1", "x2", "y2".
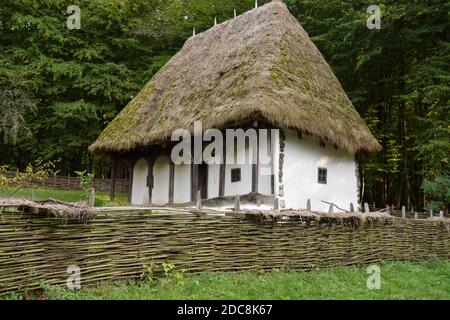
[
  {"x1": 152, "y1": 156, "x2": 170, "y2": 205},
  {"x1": 224, "y1": 143, "x2": 253, "y2": 196},
  {"x1": 258, "y1": 130, "x2": 274, "y2": 195},
  {"x1": 132, "y1": 158, "x2": 149, "y2": 205},
  {"x1": 283, "y1": 129, "x2": 358, "y2": 212},
  {"x1": 272, "y1": 129, "x2": 280, "y2": 198},
  {"x1": 174, "y1": 164, "x2": 191, "y2": 203},
  {"x1": 208, "y1": 164, "x2": 220, "y2": 198}
]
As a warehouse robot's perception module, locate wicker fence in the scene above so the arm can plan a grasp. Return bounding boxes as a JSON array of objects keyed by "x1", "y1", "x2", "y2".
[
  {"x1": 5, "y1": 171, "x2": 128, "y2": 193},
  {"x1": 0, "y1": 211, "x2": 449, "y2": 294}
]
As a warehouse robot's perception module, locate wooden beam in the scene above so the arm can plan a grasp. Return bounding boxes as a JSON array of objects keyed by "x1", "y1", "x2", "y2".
[
  {"x1": 219, "y1": 140, "x2": 226, "y2": 197},
  {"x1": 127, "y1": 159, "x2": 137, "y2": 204},
  {"x1": 252, "y1": 130, "x2": 259, "y2": 193},
  {"x1": 190, "y1": 144, "x2": 197, "y2": 201},
  {"x1": 146, "y1": 156, "x2": 156, "y2": 205},
  {"x1": 110, "y1": 157, "x2": 118, "y2": 202},
  {"x1": 169, "y1": 161, "x2": 175, "y2": 204}
]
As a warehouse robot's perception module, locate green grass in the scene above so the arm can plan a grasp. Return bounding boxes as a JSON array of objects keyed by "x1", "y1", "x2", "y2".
[
  {"x1": 34, "y1": 259, "x2": 450, "y2": 300},
  {"x1": 8, "y1": 188, "x2": 128, "y2": 207}
]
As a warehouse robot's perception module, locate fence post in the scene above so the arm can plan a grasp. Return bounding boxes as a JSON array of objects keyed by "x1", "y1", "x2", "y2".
[
  {"x1": 414, "y1": 211, "x2": 419, "y2": 219},
  {"x1": 89, "y1": 188, "x2": 96, "y2": 208},
  {"x1": 328, "y1": 204, "x2": 334, "y2": 214},
  {"x1": 440, "y1": 211, "x2": 444, "y2": 219},
  {"x1": 196, "y1": 190, "x2": 202, "y2": 210},
  {"x1": 402, "y1": 206, "x2": 406, "y2": 218},
  {"x1": 234, "y1": 195, "x2": 241, "y2": 212},
  {"x1": 256, "y1": 196, "x2": 261, "y2": 207},
  {"x1": 386, "y1": 205, "x2": 390, "y2": 214},
  {"x1": 350, "y1": 203, "x2": 354, "y2": 213},
  {"x1": 274, "y1": 198, "x2": 279, "y2": 211},
  {"x1": 430, "y1": 209, "x2": 433, "y2": 219},
  {"x1": 307, "y1": 199, "x2": 311, "y2": 211},
  {"x1": 364, "y1": 203, "x2": 370, "y2": 213}
]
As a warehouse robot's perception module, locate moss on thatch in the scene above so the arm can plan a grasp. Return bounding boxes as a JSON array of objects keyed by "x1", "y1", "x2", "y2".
[{"x1": 89, "y1": 0, "x2": 381, "y2": 155}]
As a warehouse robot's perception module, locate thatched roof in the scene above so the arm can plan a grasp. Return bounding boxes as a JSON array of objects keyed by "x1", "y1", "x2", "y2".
[{"x1": 89, "y1": 0, "x2": 381, "y2": 155}]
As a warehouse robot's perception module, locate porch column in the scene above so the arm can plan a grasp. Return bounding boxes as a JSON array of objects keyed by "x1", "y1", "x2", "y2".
[
  {"x1": 146, "y1": 156, "x2": 156, "y2": 205},
  {"x1": 127, "y1": 158, "x2": 138, "y2": 204},
  {"x1": 169, "y1": 160, "x2": 175, "y2": 204},
  {"x1": 219, "y1": 139, "x2": 226, "y2": 197},
  {"x1": 252, "y1": 130, "x2": 259, "y2": 193},
  {"x1": 110, "y1": 157, "x2": 118, "y2": 202}
]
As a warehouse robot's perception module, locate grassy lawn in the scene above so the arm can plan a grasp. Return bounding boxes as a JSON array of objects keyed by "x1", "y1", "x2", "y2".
[
  {"x1": 8, "y1": 188, "x2": 128, "y2": 207},
  {"x1": 34, "y1": 259, "x2": 450, "y2": 300}
]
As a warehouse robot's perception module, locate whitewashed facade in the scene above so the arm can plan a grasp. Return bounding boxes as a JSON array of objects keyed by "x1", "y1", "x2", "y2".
[{"x1": 131, "y1": 128, "x2": 360, "y2": 212}]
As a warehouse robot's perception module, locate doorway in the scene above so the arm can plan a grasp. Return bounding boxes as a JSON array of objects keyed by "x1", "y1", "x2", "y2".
[{"x1": 198, "y1": 163, "x2": 208, "y2": 199}]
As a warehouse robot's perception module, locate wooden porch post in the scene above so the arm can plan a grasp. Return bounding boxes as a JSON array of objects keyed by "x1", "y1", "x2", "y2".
[
  {"x1": 219, "y1": 139, "x2": 226, "y2": 197},
  {"x1": 169, "y1": 160, "x2": 175, "y2": 204},
  {"x1": 127, "y1": 158, "x2": 138, "y2": 204},
  {"x1": 252, "y1": 129, "x2": 259, "y2": 193},
  {"x1": 110, "y1": 157, "x2": 118, "y2": 202},
  {"x1": 146, "y1": 156, "x2": 156, "y2": 205}
]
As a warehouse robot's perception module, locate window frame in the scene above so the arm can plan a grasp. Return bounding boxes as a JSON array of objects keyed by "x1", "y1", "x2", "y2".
[
  {"x1": 318, "y1": 167, "x2": 328, "y2": 184},
  {"x1": 231, "y1": 168, "x2": 241, "y2": 183}
]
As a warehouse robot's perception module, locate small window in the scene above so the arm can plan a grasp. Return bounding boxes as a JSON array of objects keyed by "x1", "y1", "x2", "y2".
[
  {"x1": 231, "y1": 168, "x2": 241, "y2": 183},
  {"x1": 318, "y1": 168, "x2": 327, "y2": 184}
]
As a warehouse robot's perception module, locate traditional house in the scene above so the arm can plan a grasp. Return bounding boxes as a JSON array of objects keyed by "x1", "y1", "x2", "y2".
[{"x1": 89, "y1": 0, "x2": 380, "y2": 212}]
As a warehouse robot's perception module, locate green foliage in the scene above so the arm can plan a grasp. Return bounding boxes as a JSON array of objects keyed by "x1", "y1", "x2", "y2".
[
  {"x1": 0, "y1": 159, "x2": 57, "y2": 196},
  {"x1": 75, "y1": 170, "x2": 94, "y2": 201},
  {"x1": 291, "y1": 0, "x2": 449, "y2": 211},
  {"x1": 25, "y1": 259, "x2": 450, "y2": 300}
]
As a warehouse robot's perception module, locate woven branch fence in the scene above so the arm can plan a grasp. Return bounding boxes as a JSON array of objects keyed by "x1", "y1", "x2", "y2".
[
  {"x1": 4, "y1": 171, "x2": 128, "y2": 193},
  {"x1": 0, "y1": 211, "x2": 449, "y2": 294}
]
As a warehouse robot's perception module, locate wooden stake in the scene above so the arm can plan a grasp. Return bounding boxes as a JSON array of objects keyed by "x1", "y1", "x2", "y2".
[
  {"x1": 430, "y1": 209, "x2": 433, "y2": 218},
  {"x1": 414, "y1": 211, "x2": 418, "y2": 220},
  {"x1": 364, "y1": 203, "x2": 370, "y2": 213},
  {"x1": 234, "y1": 195, "x2": 241, "y2": 212},
  {"x1": 89, "y1": 188, "x2": 96, "y2": 208},
  {"x1": 274, "y1": 198, "x2": 279, "y2": 211},
  {"x1": 196, "y1": 190, "x2": 202, "y2": 210},
  {"x1": 328, "y1": 204, "x2": 333, "y2": 214},
  {"x1": 402, "y1": 206, "x2": 406, "y2": 218},
  {"x1": 307, "y1": 199, "x2": 311, "y2": 211},
  {"x1": 350, "y1": 203, "x2": 354, "y2": 213},
  {"x1": 440, "y1": 211, "x2": 444, "y2": 219},
  {"x1": 256, "y1": 196, "x2": 261, "y2": 207}
]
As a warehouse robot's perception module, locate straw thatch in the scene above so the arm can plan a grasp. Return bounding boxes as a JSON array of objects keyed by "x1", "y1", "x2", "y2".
[
  {"x1": 0, "y1": 198, "x2": 96, "y2": 223},
  {"x1": 89, "y1": 0, "x2": 381, "y2": 155},
  {"x1": 228, "y1": 209, "x2": 393, "y2": 227}
]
